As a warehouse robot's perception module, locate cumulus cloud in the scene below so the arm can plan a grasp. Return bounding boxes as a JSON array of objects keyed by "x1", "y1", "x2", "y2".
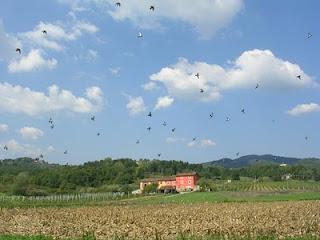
[
  {"x1": 19, "y1": 21, "x2": 98, "y2": 51},
  {"x1": 0, "y1": 124, "x2": 9, "y2": 133},
  {"x1": 154, "y1": 96, "x2": 174, "y2": 110},
  {"x1": 101, "y1": 0, "x2": 243, "y2": 39},
  {"x1": 148, "y1": 49, "x2": 313, "y2": 102},
  {"x1": 0, "y1": 139, "x2": 54, "y2": 158},
  {"x1": 142, "y1": 82, "x2": 158, "y2": 91},
  {"x1": 8, "y1": 49, "x2": 57, "y2": 73},
  {"x1": 0, "y1": 20, "x2": 22, "y2": 62},
  {"x1": 0, "y1": 82, "x2": 104, "y2": 115},
  {"x1": 126, "y1": 96, "x2": 146, "y2": 116},
  {"x1": 19, "y1": 127, "x2": 44, "y2": 140},
  {"x1": 287, "y1": 103, "x2": 320, "y2": 116}
]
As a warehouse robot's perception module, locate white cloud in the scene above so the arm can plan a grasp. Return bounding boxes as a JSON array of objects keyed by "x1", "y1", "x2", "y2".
[
  {"x1": 8, "y1": 49, "x2": 57, "y2": 73},
  {"x1": 166, "y1": 137, "x2": 185, "y2": 144},
  {"x1": 0, "y1": 124, "x2": 9, "y2": 133},
  {"x1": 187, "y1": 139, "x2": 216, "y2": 148},
  {"x1": 126, "y1": 96, "x2": 146, "y2": 116},
  {"x1": 0, "y1": 82, "x2": 104, "y2": 116},
  {"x1": 19, "y1": 127, "x2": 44, "y2": 140},
  {"x1": 142, "y1": 82, "x2": 158, "y2": 91},
  {"x1": 149, "y1": 49, "x2": 313, "y2": 102},
  {"x1": 154, "y1": 96, "x2": 174, "y2": 110},
  {"x1": 200, "y1": 139, "x2": 216, "y2": 147},
  {"x1": 86, "y1": 49, "x2": 98, "y2": 61},
  {"x1": 0, "y1": 20, "x2": 22, "y2": 62},
  {"x1": 109, "y1": 67, "x2": 120, "y2": 75},
  {"x1": 0, "y1": 139, "x2": 53, "y2": 158},
  {"x1": 101, "y1": 0, "x2": 243, "y2": 39},
  {"x1": 19, "y1": 21, "x2": 98, "y2": 51},
  {"x1": 287, "y1": 103, "x2": 320, "y2": 116}
]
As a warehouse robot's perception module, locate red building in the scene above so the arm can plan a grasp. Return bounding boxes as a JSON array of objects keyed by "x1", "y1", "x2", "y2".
[
  {"x1": 140, "y1": 172, "x2": 199, "y2": 193},
  {"x1": 175, "y1": 172, "x2": 199, "y2": 192}
]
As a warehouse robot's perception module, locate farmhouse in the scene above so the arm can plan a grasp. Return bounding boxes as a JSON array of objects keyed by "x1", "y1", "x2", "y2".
[{"x1": 140, "y1": 172, "x2": 199, "y2": 193}]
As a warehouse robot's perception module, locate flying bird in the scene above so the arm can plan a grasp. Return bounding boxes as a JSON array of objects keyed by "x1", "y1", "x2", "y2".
[
  {"x1": 3, "y1": 145, "x2": 8, "y2": 151},
  {"x1": 200, "y1": 88, "x2": 204, "y2": 93},
  {"x1": 42, "y1": 30, "x2": 47, "y2": 35},
  {"x1": 171, "y1": 128, "x2": 176, "y2": 132},
  {"x1": 307, "y1": 32, "x2": 312, "y2": 39},
  {"x1": 115, "y1": 2, "x2": 121, "y2": 7},
  {"x1": 40, "y1": 154, "x2": 44, "y2": 159},
  {"x1": 147, "y1": 127, "x2": 151, "y2": 131},
  {"x1": 241, "y1": 108, "x2": 245, "y2": 114},
  {"x1": 136, "y1": 139, "x2": 140, "y2": 144},
  {"x1": 162, "y1": 121, "x2": 167, "y2": 127},
  {"x1": 305, "y1": 136, "x2": 308, "y2": 141},
  {"x1": 192, "y1": 137, "x2": 197, "y2": 141},
  {"x1": 48, "y1": 118, "x2": 53, "y2": 124},
  {"x1": 150, "y1": 6, "x2": 155, "y2": 11},
  {"x1": 147, "y1": 112, "x2": 152, "y2": 117},
  {"x1": 296, "y1": 75, "x2": 302, "y2": 80},
  {"x1": 226, "y1": 117, "x2": 231, "y2": 122},
  {"x1": 255, "y1": 83, "x2": 259, "y2": 89},
  {"x1": 138, "y1": 32, "x2": 143, "y2": 38},
  {"x1": 195, "y1": 73, "x2": 200, "y2": 79},
  {"x1": 91, "y1": 116, "x2": 95, "y2": 121},
  {"x1": 64, "y1": 150, "x2": 68, "y2": 154},
  {"x1": 16, "y1": 48, "x2": 21, "y2": 54},
  {"x1": 50, "y1": 124, "x2": 54, "y2": 129},
  {"x1": 236, "y1": 152, "x2": 240, "y2": 157},
  {"x1": 97, "y1": 132, "x2": 101, "y2": 136},
  {"x1": 209, "y1": 112, "x2": 214, "y2": 118}
]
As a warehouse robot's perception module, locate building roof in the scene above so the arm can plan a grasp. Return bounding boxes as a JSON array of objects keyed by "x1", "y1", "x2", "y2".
[
  {"x1": 141, "y1": 176, "x2": 176, "y2": 182},
  {"x1": 176, "y1": 171, "x2": 198, "y2": 177},
  {"x1": 158, "y1": 185, "x2": 176, "y2": 190}
]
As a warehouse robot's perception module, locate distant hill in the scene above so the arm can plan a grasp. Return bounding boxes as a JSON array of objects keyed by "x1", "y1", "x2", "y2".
[{"x1": 204, "y1": 154, "x2": 320, "y2": 168}]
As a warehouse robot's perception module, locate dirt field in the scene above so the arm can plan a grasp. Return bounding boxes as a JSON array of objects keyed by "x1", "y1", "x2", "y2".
[{"x1": 0, "y1": 201, "x2": 319, "y2": 239}]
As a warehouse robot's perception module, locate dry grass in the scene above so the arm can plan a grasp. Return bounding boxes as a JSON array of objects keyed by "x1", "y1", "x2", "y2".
[{"x1": 0, "y1": 201, "x2": 319, "y2": 239}]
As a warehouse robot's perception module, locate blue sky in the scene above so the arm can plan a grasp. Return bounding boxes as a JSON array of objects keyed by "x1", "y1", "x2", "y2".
[{"x1": 0, "y1": 0, "x2": 319, "y2": 164}]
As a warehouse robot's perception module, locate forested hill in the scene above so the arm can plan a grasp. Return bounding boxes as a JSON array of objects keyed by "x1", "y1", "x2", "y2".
[{"x1": 205, "y1": 154, "x2": 320, "y2": 168}]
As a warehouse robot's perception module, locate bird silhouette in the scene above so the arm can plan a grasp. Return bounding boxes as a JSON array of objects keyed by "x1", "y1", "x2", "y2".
[
  {"x1": 48, "y1": 118, "x2": 53, "y2": 124},
  {"x1": 97, "y1": 132, "x2": 101, "y2": 136},
  {"x1": 138, "y1": 32, "x2": 143, "y2": 38},
  {"x1": 157, "y1": 153, "x2": 161, "y2": 157},
  {"x1": 162, "y1": 121, "x2": 167, "y2": 127},
  {"x1": 115, "y1": 2, "x2": 121, "y2": 7},
  {"x1": 40, "y1": 154, "x2": 44, "y2": 158},
  {"x1": 16, "y1": 48, "x2": 21, "y2": 54},
  {"x1": 150, "y1": 6, "x2": 155, "y2": 11},
  {"x1": 147, "y1": 112, "x2": 152, "y2": 117},
  {"x1": 64, "y1": 150, "x2": 68, "y2": 154},
  {"x1": 171, "y1": 128, "x2": 176, "y2": 132},
  {"x1": 42, "y1": 30, "x2": 47, "y2": 35},
  {"x1": 136, "y1": 139, "x2": 140, "y2": 144},
  {"x1": 236, "y1": 152, "x2": 240, "y2": 157},
  {"x1": 192, "y1": 137, "x2": 196, "y2": 141},
  {"x1": 3, "y1": 145, "x2": 8, "y2": 151},
  {"x1": 226, "y1": 117, "x2": 231, "y2": 122},
  {"x1": 307, "y1": 32, "x2": 312, "y2": 39},
  {"x1": 209, "y1": 112, "x2": 214, "y2": 118},
  {"x1": 91, "y1": 116, "x2": 95, "y2": 121},
  {"x1": 147, "y1": 127, "x2": 151, "y2": 131},
  {"x1": 200, "y1": 88, "x2": 204, "y2": 93},
  {"x1": 255, "y1": 83, "x2": 259, "y2": 89},
  {"x1": 305, "y1": 136, "x2": 308, "y2": 141},
  {"x1": 297, "y1": 75, "x2": 302, "y2": 80},
  {"x1": 195, "y1": 73, "x2": 200, "y2": 79},
  {"x1": 241, "y1": 108, "x2": 245, "y2": 114},
  {"x1": 50, "y1": 124, "x2": 54, "y2": 129}
]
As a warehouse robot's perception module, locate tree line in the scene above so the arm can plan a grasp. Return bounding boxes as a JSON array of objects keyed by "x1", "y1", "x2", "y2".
[{"x1": 0, "y1": 157, "x2": 319, "y2": 196}]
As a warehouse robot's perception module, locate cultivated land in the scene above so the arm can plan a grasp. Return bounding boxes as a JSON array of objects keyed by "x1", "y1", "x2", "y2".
[{"x1": 1, "y1": 190, "x2": 320, "y2": 239}]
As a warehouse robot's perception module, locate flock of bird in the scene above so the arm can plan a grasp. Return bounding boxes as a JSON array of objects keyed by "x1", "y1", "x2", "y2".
[{"x1": 1, "y1": 2, "x2": 314, "y2": 163}]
